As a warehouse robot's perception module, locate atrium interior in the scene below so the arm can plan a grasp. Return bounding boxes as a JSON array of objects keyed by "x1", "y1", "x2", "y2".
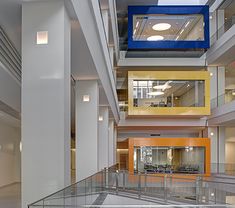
[{"x1": 1, "y1": 0, "x2": 235, "y2": 207}]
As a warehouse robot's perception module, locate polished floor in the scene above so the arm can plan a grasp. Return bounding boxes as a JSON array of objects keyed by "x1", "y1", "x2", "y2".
[{"x1": 0, "y1": 183, "x2": 21, "y2": 208}]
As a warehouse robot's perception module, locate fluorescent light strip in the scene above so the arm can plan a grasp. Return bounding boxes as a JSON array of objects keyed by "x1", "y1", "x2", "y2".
[
  {"x1": 185, "y1": 21, "x2": 190, "y2": 28},
  {"x1": 136, "y1": 21, "x2": 139, "y2": 28},
  {"x1": 180, "y1": 29, "x2": 184, "y2": 34},
  {"x1": 176, "y1": 36, "x2": 179, "y2": 40},
  {"x1": 133, "y1": 29, "x2": 137, "y2": 35}
]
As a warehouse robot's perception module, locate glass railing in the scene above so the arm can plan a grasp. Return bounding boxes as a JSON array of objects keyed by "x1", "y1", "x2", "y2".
[
  {"x1": 211, "y1": 92, "x2": 235, "y2": 109},
  {"x1": 28, "y1": 164, "x2": 235, "y2": 208},
  {"x1": 211, "y1": 163, "x2": 235, "y2": 176},
  {"x1": 211, "y1": 15, "x2": 235, "y2": 46}
]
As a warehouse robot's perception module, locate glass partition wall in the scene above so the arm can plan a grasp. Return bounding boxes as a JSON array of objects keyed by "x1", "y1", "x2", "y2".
[
  {"x1": 133, "y1": 80, "x2": 205, "y2": 108},
  {"x1": 134, "y1": 146, "x2": 205, "y2": 174}
]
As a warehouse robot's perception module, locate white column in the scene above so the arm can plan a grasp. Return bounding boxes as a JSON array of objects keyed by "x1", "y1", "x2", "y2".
[
  {"x1": 217, "y1": 10, "x2": 225, "y2": 30},
  {"x1": 208, "y1": 66, "x2": 217, "y2": 102},
  {"x1": 113, "y1": 126, "x2": 117, "y2": 164},
  {"x1": 208, "y1": 127, "x2": 218, "y2": 172},
  {"x1": 208, "y1": 66, "x2": 225, "y2": 108},
  {"x1": 208, "y1": 126, "x2": 226, "y2": 173},
  {"x1": 101, "y1": 10, "x2": 109, "y2": 43},
  {"x1": 98, "y1": 106, "x2": 109, "y2": 170},
  {"x1": 108, "y1": 119, "x2": 114, "y2": 166},
  {"x1": 218, "y1": 66, "x2": 225, "y2": 105},
  {"x1": 76, "y1": 80, "x2": 99, "y2": 181},
  {"x1": 22, "y1": 1, "x2": 71, "y2": 207},
  {"x1": 218, "y1": 127, "x2": 226, "y2": 165}
]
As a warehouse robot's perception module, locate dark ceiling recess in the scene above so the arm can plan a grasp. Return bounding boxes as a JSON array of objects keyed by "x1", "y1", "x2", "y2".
[{"x1": 150, "y1": 134, "x2": 161, "y2": 137}]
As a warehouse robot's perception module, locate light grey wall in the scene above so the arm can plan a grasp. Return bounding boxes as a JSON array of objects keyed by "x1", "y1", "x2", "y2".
[{"x1": 0, "y1": 120, "x2": 21, "y2": 187}]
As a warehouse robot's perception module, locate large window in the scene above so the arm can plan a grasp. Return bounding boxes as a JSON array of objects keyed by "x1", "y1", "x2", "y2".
[
  {"x1": 132, "y1": 14, "x2": 205, "y2": 41},
  {"x1": 132, "y1": 80, "x2": 205, "y2": 108},
  {"x1": 128, "y1": 71, "x2": 210, "y2": 116},
  {"x1": 134, "y1": 146, "x2": 205, "y2": 174}
]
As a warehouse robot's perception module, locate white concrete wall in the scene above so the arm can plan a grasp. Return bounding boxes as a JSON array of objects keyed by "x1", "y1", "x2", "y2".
[
  {"x1": 22, "y1": 1, "x2": 71, "y2": 207},
  {"x1": 0, "y1": 120, "x2": 21, "y2": 187}
]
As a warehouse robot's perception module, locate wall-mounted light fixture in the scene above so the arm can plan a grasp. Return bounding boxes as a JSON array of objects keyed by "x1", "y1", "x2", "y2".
[
  {"x1": 99, "y1": 116, "x2": 103, "y2": 121},
  {"x1": 37, "y1": 31, "x2": 48, "y2": 45},
  {"x1": 83, "y1": 95, "x2": 90, "y2": 102},
  {"x1": 20, "y1": 142, "x2": 22, "y2": 152}
]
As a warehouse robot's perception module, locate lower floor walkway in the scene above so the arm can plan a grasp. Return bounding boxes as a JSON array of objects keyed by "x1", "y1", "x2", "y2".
[{"x1": 0, "y1": 183, "x2": 21, "y2": 208}]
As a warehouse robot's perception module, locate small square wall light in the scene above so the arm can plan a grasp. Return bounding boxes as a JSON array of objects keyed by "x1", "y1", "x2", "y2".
[
  {"x1": 99, "y1": 116, "x2": 103, "y2": 121},
  {"x1": 83, "y1": 95, "x2": 90, "y2": 102},
  {"x1": 37, "y1": 31, "x2": 48, "y2": 45}
]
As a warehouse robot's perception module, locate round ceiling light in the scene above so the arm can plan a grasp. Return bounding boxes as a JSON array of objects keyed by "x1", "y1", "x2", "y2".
[
  {"x1": 147, "y1": 35, "x2": 164, "y2": 41},
  {"x1": 152, "y1": 23, "x2": 171, "y2": 31}
]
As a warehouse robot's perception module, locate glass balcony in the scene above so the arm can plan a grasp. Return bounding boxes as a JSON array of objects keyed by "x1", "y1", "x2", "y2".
[
  {"x1": 128, "y1": 5, "x2": 210, "y2": 49},
  {"x1": 128, "y1": 71, "x2": 210, "y2": 116}
]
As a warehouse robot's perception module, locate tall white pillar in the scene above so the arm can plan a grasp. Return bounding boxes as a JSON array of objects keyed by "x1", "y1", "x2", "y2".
[
  {"x1": 98, "y1": 106, "x2": 109, "y2": 170},
  {"x1": 218, "y1": 66, "x2": 225, "y2": 105},
  {"x1": 113, "y1": 126, "x2": 117, "y2": 164},
  {"x1": 22, "y1": 1, "x2": 71, "y2": 207},
  {"x1": 108, "y1": 119, "x2": 114, "y2": 166},
  {"x1": 75, "y1": 80, "x2": 99, "y2": 181},
  {"x1": 208, "y1": 126, "x2": 226, "y2": 173},
  {"x1": 208, "y1": 66, "x2": 225, "y2": 108}
]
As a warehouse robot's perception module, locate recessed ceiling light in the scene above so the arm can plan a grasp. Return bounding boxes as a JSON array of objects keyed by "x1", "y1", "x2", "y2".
[
  {"x1": 147, "y1": 91, "x2": 164, "y2": 96},
  {"x1": 210, "y1": 15, "x2": 213, "y2": 20},
  {"x1": 152, "y1": 23, "x2": 171, "y2": 31},
  {"x1": 210, "y1": 73, "x2": 213, "y2": 76},
  {"x1": 147, "y1": 35, "x2": 164, "y2": 41},
  {"x1": 210, "y1": 132, "x2": 214, "y2": 136}
]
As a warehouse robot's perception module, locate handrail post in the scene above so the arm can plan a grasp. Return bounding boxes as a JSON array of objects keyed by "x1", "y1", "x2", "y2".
[
  {"x1": 196, "y1": 176, "x2": 202, "y2": 204},
  {"x1": 169, "y1": 175, "x2": 172, "y2": 199},
  {"x1": 115, "y1": 170, "x2": 119, "y2": 194},
  {"x1": 164, "y1": 175, "x2": 167, "y2": 202},
  {"x1": 144, "y1": 171, "x2": 147, "y2": 193},
  {"x1": 123, "y1": 170, "x2": 126, "y2": 190},
  {"x1": 102, "y1": 168, "x2": 105, "y2": 192},
  {"x1": 138, "y1": 172, "x2": 141, "y2": 198}
]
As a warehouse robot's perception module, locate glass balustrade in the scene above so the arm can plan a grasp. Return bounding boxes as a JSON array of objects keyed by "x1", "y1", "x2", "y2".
[{"x1": 28, "y1": 164, "x2": 235, "y2": 208}]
